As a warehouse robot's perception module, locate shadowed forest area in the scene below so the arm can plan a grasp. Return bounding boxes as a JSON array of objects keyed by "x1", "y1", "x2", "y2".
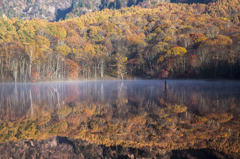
[
  {"x1": 0, "y1": 1, "x2": 240, "y2": 82},
  {"x1": 0, "y1": 137, "x2": 236, "y2": 158},
  {"x1": 55, "y1": 4, "x2": 74, "y2": 22}
]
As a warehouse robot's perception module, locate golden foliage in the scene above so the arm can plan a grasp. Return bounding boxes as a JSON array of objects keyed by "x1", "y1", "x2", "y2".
[
  {"x1": 36, "y1": 113, "x2": 51, "y2": 126},
  {"x1": 207, "y1": 113, "x2": 233, "y2": 123},
  {"x1": 191, "y1": 115, "x2": 208, "y2": 125},
  {"x1": 56, "y1": 105, "x2": 72, "y2": 116},
  {"x1": 166, "y1": 46, "x2": 187, "y2": 57},
  {"x1": 207, "y1": 35, "x2": 232, "y2": 46},
  {"x1": 163, "y1": 36, "x2": 172, "y2": 42},
  {"x1": 166, "y1": 103, "x2": 187, "y2": 113},
  {"x1": 55, "y1": 44, "x2": 71, "y2": 56}
]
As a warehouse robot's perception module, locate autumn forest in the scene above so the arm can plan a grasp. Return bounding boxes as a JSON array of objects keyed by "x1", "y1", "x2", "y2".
[{"x1": 1, "y1": 1, "x2": 240, "y2": 82}]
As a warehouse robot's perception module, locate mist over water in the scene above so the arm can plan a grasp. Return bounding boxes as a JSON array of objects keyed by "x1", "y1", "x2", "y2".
[{"x1": 0, "y1": 80, "x2": 240, "y2": 121}]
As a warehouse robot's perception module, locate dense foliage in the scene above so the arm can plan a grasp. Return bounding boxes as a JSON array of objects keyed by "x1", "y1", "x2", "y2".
[{"x1": 1, "y1": 2, "x2": 240, "y2": 82}]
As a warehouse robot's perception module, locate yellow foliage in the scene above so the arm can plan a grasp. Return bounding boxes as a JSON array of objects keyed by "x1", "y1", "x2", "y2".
[
  {"x1": 56, "y1": 105, "x2": 72, "y2": 116},
  {"x1": 36, "y1": 113, "x2": 51, "y2": 126},
  {"x1": 58, "y1": 27, "x2": 67, "y2": 40},
  {"x1": 195, "y1": 37, "x2": 208, "y2": 43},
  {"x1": 154, "y1": 27, "x2": 162, "y2": 34},
  {"x1": 165, "y1": 46, "x2": 187, "y2": 57},
  {"x1": 83, "y1": 105, "x2": 96, "y2": 116},
  {"x1": 191, "y1": 115, "x2": 208, "y2": 125},
  {"x1": 83, "y1": 43, "x2": 96, "y2": 57},
  {"x1": 153, "y1": 42, "x2": 169, "y2": 58},
  {"x1": 166, "y1": 103, "x2": 187, "y2": 113},
  {"x1": 35, "y1": 35, "x2": 50, "y2": 48},
  {"x1": 50, "y1": 121, "x2": 68, "y2": 134},
  {"x1": 157, "y1": 55, "x2": 164, "y2": 63},
  {"x1": 88, "y1": 26, "x2": 99, "y2": 38},
  {"x1": 118, "y1": 29, "x2": 122, "y2": 35},
  {"x1": 207, "y1": 35, "x2": 232, "y2": 45},
  {"x1": 126, "y1": 34, "x2": 145, "y2": 45},
  {"x1": 165, "y1": 28, "x2": 176, "y2": 36},
  {"x1": 146, "y1": 33, "x2": 157, "y2": 42},
  {"x1": 163, "y1": 36, "x2": 172, "y2": 42},
  {"x1": 59, "y1": 121, "x2": 68, "y2": 133},
  {"x1": 25, "y1": 42, "x2": 45, "y2": 63},
  {"x1": 165, "y1": 117, "x2": 172, "y2": 122},
  {"x1": 207, "y1": 113, "x2": 233, "y2": 123},
  {"x1": 55, "y1": 44, "x2": 71, "y2": 56}
]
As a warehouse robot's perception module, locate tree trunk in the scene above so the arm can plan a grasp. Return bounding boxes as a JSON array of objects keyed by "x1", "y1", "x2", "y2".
[
  {"x1": 0, "y1": 57, "x2": 4, "y2": 81},
  {"x1": 29, "y1": 48, "x2": 33, "y2": 78},
  {"x1": 95, "y1": 64, "x2": 97, "y2": 80},
  {"x1": 29, "y1": 90, "x2": 33, "y2": 116},
  {"x1": 13, "y1": 61, "x2": 18, "y2": 82},
  {"x1": 149, "y1": 58, "x2": 152, "y2": 76},
  {"x1": 100, "y1": 59, "x2": 104, "y2": 78},
  {"x1": 120, "y1": 69, "x2": 123, "y2": 80}
]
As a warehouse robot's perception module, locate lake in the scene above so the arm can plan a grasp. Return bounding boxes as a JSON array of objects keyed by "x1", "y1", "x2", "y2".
[{"x1": 0, "y1": 80, "x2": 240, "y2": 158}]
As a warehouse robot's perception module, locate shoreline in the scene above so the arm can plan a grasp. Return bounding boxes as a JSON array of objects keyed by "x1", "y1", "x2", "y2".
[{"x1": 0, "y1": 78, "x2": 240, "y2": 84}]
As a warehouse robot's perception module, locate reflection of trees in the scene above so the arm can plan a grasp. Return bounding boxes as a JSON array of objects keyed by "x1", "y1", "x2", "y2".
[
  {"x1": 0, "y1": 81, "x2": 239, "y2": 122},
  {"x1": 0, "y1": 84, "x2": 28, "y2": 122},
  {"x1": 0, "y1": 99, "x2": 239, "y2": 154},
  {"x1": 165, "y1": 84, "x2": 239, "y2": 115},
  {"x1": 0, "y1": 81, "x2": 239, "y2": 154},
  {"x1": 65, "y1": 83, "x2": 78, "y2": 103}
]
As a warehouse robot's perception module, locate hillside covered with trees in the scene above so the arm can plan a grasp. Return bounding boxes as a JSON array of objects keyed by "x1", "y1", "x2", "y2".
[
  {"x1": 0, "y1": 0, "x2": 219, "y2": 21},
  {"x1": 0, "y1": 1, "x2": 240, "y2": 82}
]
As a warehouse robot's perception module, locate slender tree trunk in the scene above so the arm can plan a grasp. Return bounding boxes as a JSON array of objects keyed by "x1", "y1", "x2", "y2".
[
  {"x1": 100, "y1": 59, "x2": 104, "y2": 78},
  {"x1": 120, "y1": 69, "x2": 123, "y2": 80},
  {"x1": 95, "y1": 64, "x2": 97, "y2": 80},
  {"x1": 29, "y1": 48, "x2": 33, "y2": 78},
  {"x1": 183, "y1": 57, "x2": 186, "y2": 73},
  {"x1": 101, "y1": 83, "x2": 104, "y2": 102},
  {"x1": 51, "y1": 85, "x2": 60, "y2": 108},
  {"x1": 30, "y1": 89, "x2": 33, "y2": 116},
  {"x1": 13, "y1": 61, "x2": 18, "y2": 82},
  {"x1": 149, "y1": 60, "x2": 152, "y2": 75},
  {"x1": 0, "y1": 57, "x2": 4, "y2": 81}
]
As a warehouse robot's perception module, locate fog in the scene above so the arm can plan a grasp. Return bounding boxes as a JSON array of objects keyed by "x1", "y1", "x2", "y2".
[{"x1": 0, "y1": 80, "x2": 240, "y2": 121}]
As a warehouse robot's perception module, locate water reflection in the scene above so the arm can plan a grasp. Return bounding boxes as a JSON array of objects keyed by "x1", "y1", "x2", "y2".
[{"x1": 0, "y1": 80, "x2": 240, "y2": 154}]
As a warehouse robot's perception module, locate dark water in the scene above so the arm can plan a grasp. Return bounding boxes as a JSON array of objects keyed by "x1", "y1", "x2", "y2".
[{"x1": 0, "y1": 80, "x2": 240, "y2": 157}]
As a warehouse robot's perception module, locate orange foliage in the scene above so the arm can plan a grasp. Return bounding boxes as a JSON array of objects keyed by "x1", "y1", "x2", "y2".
[
  {"x1": 207, "y1": 35, "x2": 232, "y2": 46},
  {"x1": 65, "y1": 59, "x2": 78, "y2": 80},
  {"x1": 65, "y1": 35, "x2": 80, "y2": 49},
  {"x1": 189, "y1": 33, "x2": 206, "y2": 43},
  {"x1": 126, "y1": 33, "x2": 145, "y2": 45},
  {"x1": 2, "y1": 47, "x2": 8, "y2": 68},
  {"x1": 30, "y1": 68, "x2": 38, "y2": 82}
]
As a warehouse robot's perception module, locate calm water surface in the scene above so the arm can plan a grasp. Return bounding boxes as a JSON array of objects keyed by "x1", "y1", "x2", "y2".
[{"x1": 0, "y1": 80, "x2": 240, "y2": 156}]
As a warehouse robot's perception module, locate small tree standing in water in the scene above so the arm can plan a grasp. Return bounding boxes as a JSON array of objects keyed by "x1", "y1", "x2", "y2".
[{"x1": 158, "y1": 69, "x2": 169, "y2": 90}]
